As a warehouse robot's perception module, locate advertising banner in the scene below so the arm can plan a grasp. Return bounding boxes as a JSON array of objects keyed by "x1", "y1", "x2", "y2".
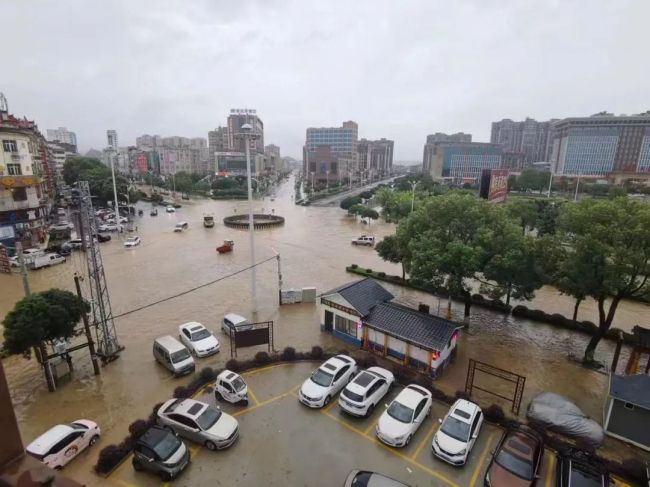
[{"x1": 479, "y1": 169, "x2": 508, "y2": 203}]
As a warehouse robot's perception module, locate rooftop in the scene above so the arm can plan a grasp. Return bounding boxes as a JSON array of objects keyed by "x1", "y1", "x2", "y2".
[
  {"x1": 321, "y1": 278, "x2": 394, "y2": 317},
  {"x1": 609, "y1": 374, "x2": 650, "y2": 409}
]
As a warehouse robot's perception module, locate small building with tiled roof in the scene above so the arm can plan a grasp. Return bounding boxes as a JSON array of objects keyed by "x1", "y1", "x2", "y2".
[
  {"x1": 320, "y1": 278, "x2": 461, "y2": 378},
  {"x1": 604, "y1": 373, "x2": 650, "y2": 451}
]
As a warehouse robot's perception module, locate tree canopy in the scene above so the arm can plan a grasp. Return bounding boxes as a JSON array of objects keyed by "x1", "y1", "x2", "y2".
[
  {"x1": 62, "y1": 157, "x2": 132, "y2": 206},
  {"x1": 2, "y1": 289, "x2": 88, "y2": 357}
]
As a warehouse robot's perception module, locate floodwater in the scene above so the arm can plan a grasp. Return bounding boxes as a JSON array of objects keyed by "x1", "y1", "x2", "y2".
[{"x1": 0, "y1": 175, "x2": 647, "y2": 477}]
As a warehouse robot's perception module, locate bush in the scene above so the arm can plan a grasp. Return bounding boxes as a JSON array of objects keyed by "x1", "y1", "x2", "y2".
[
  {"x1": 310, "y1": 346, "x2": 323, "y2": 360},
  {"x1": 454, "y1": 390, "x2": 471, "y2": 401},
  {"x1": 225, "y1": 359, "x2": 241, "y2": 371},
  {"x1": 350, "y1": 264, "x2": 358, "y2": 269},
  {"x1": 484, "y1": 404, "x2": 506, "y2": 423},
  {"x1": 353, "y1": 353, "x2": 377, "y2": 369},
  {"x1": 199, "y1": 366, "x2": 217, "y2": 383},
  {"x1": 173, "y1": 386, "x2": 191, "y2": 399},
  {"x1": 95, "y1": 444, "x2": 131, "y2": 474},
  {"x1": 391, "y1": 364, "x2": 415, "y2": 384},
  {"x1": 366, "y1": 268, "x2": 373, "y2": 273},
  {"x1": 512, "y1": 305, "x2": 528, "y2": 317},
  {"x1": 581, "y1": 321, "x2": 598, "y2": 333},
  {"x1": 617, "y1": 458, "x2": 646, "y2": 484},
  {"x1": 281, "y1": 346, "x2": 296, "y2": 361},
  {"x1": 472, "y1": 293, "x2": 485, "y2": 302},
  {"x1": 378, "y1": 272, "x2": 386, "y2": 277},
  {"x1": 149, "y1": 403, "x2": 164, "y2": 423},
  {"x1": 128, "y1": 420, "x2": 149, "y2": 440},
  {"x1": 254, "y1": 351, "x2": 272, "y2": 365}
]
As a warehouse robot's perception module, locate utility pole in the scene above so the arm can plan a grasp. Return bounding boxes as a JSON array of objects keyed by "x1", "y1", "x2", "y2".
[
  {"x1": 110, "y1": 152, "x2": 121, "y2": 233},
  {"x1": 574, "y1": 173, "x2": 581, "y2": 202},
  {"x1": 276, "y1": 252, "x2": 283, "y2": 306},
  {"x1": 410, "y1": 180, "x2": 419, "y2": 213},
  {"x1": 240, "y1": 123, "x2": 259, "y2": 315},
  {"x1": 15, "y1": 242, "x2": 30, "y2": 296},
  {"x1": 74, "y1": 273, "x2": 101, "y2": 376}
]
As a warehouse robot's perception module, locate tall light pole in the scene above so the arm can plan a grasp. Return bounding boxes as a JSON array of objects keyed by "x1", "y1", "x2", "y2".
[
  {"x1": 110, "y1": 151, "x2": 121, "y2": 233},
  {"x1": 410, "y1": 180, "x2": 419, "y2": 213},
  {"x1": 238, "y1": 123, "x2": 260, "y2": 315},
  {"x1": 326, "y1": 170, "x2": 330, "y2": 192},
  {"x1": 574, "y1": 173, "x2": 581, "y2": 202},
  {"x1": 311, "y1": 171, "x2": 315, "y2": 194}
]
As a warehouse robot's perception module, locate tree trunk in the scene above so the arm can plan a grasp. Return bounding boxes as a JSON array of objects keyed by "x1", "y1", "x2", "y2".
[
  {"x1": 401, "y1": 262, "x2": 405, "y2": 280},
  {"x1": 506, "y1": 286, "x2": 512, "y2": 306},
  {"x1": 583, "y1": 296, "x2": 621, "y2": 364},
  {"x1": 572, "y1": 297, "x2": 582, "y2": 322},
  {"x1": 463, "y1": 292, "x2": 472, "y2": 326}
]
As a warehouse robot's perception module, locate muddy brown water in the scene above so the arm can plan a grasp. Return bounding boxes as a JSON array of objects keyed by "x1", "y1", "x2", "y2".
[{"x1": 0, "y1": 175, "x2": 646, "y2": 468}]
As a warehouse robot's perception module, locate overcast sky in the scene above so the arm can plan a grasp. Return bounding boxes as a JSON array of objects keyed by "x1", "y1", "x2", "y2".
[{"x1": 2, "y1": 0, "x2": 649, "y2": 160}]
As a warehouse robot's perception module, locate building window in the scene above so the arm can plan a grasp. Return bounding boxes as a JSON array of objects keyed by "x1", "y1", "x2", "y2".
[
  {"x1": 12, "y1": 187, "x2": 27, "y2": 201},
  {"x1": 623, "y1": 402, "x2": 635, "y2": 411},
  {"x1": 3, "y1": 140, "x2": 18, "y2": 152},
  {"x1": 334, "y1": 315, "x2": 357, "y2": 337},
  {"x1": 7, "y1": 163, "x2": 22, "y2": 175}
]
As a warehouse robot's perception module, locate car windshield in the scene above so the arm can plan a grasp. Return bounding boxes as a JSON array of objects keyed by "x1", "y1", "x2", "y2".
[
  {"x1": 441, "y1": 416, "x2": 471, "y2": 442},
  {"x1": 152, "y1": 433, "x2": 181, "y2": 461},
  {"x1": 387, "y1": 401, "x2": 414, "y2": 423},
  {"x1": 171, "y1": 349, "x2": 190, "y2": 363},
  {"x1": 495, "y1": 450, "x2": 533, "y2": 480},
  {"x1": 232, "y1": 377, "x2": 246, "y2": 391},
  {"x1": 191, "y1": 329, "x2": 211, "y2": 341},
  {"x1": 127, "y1": 238, "x2": 136, "y2": 243},
  {"x1": 310, "y1": 369, "x2": 333, "y2": 387},
  {"x1": 342, "y1": 389, "x2": 364, "y2": 402},
  {"x1": 196, "y1": 407, "x2": 221, "y2": 430}
]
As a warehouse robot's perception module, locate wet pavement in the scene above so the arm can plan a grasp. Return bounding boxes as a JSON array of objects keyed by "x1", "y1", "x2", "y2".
[{"x1": 0, "y1": 174, "x2": 648, "y2": 478}]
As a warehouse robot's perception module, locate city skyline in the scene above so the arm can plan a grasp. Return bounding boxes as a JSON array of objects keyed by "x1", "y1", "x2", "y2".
[{"x1": 2, "y1": 1, "x2": 649, "y2": 160}]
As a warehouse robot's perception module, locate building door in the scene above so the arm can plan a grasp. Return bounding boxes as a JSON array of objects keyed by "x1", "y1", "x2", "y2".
[{"x1": 324, "y1": 311, "x2": 334, "y2": 332}]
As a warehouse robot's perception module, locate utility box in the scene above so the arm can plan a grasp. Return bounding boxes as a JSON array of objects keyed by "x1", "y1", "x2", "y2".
[
  {"x1": 281, "y1": 288, "x2": 302, "y2": 304},
  {"x1": 301, "y1": 287, "x2": 317, "y2": 303}
]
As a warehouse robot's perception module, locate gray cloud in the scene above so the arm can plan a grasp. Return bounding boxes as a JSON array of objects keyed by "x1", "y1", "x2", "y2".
[{"x1": 2, "y1": 0, "x2": 648, "y2": 160}]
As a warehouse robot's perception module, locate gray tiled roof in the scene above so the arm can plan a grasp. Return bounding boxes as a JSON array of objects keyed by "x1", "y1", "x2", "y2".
[
  {"x1": 365, "y1": 302, "x2": 459, "y2": 352},
  {"x1": 321, "y1": 278, "x2": 394, "y2": 316},
  {"x1": 610, "y1": 374, "x2": 650, "y2": 409}
]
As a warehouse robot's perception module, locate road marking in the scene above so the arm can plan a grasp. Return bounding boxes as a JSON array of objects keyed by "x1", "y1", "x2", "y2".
[
  {"x1": 545, "y1": 454, "x2": 556, "y2": 487},
  {"x1": 323, "y1": 396, "x2": 338, "y2": 413},
  {"x1": 364, "y1": 419, "x2": 378, "y2": 436},
  {"x1": 233, "y1": 389, "x2": 292, "y2": 417},
  {"x1": 114, "y1": 480, "x2": 139, "y2": 487},
  {"x1": 321, "y1": 410, "x2": 460, "y2": 487},
  {"x1": 469, "y1": 432, "x2": 496, "y2": 487},
  {"x1": 241, "y1": 363, "x2": 293, "y2": 377},
  {"x1": 411, "y1": 421, "x2": 438, "y2": 460},
  {"x1": 247, "y1": 385, "x2": 260, "y2": 406}
]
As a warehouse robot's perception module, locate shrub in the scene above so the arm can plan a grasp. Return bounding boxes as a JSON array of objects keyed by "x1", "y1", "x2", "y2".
[
  {"x1": 310, "y1": 346, "x2": 323, "y2": 359},
  {"x1": 431, "y1": 387, "x2": 452, "y2": 403},
  {"x1": 472, "y1": 293, "x2": 485, "y2": 302},
  {"x1": 391, "y1": 364, "x2": 415, "y2": 384},
  {"x1": 350, "y1": 264, "x2": 358, "y2": 269},
  {"x1": 149, "y1": 403, "x2": 164, "y2": 423},
  {"x1": 512, "y1": 305, "x2": 528, "y2": 317},
  {"x1": 254, "y1": 351, "x2": 272, "y2": 365},
  {"x1": 281, "y1": 346, "x2": 296, "y2": 361},
  {"x1": 484, "y1": 404, "x2": 506, "y2": 423},
  {"x1": 128, "y1": 419, "x2": 149, "y2": 440},
  {"x1": 617, "y1": 458, "x2": 646, "y2": 484},
  {"x1": 378, "y1": 272, "x2": 386, "y2": 277},
  {"x1": 225, "y1": 359, "x2": 241, "y2": 371},
  {"x1": 581, "y1": 321, "x2": 598, "y2": 333},
  {"x1": 454, "y1": 390, "x2": 471, "y2": 401},
  {"x1": 95, "y1": 444, "x2": 131, "y2": 474},
  {"x1": 366, "y1": 268, "x2": 373, "y2": 273},
  {"x1": 353, "y1": 353, "x2": 377, "y2": 369},
  {"x1": 173, "y1": 386, "x2": 191, "y2": 399},
  {"x1": 199, "y1": 367, "x2": 217, "y2": 383}
]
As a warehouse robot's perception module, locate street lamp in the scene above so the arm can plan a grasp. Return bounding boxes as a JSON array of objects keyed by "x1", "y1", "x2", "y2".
[
  {"x1": 574, "y1": 173, "x2": 581, "y2": 202},
  {"x1": 236, "y1": 123, "x2": 260, "y2": 315},
  {"x1": 326, "y1": 170, "x2": 330, "y2": 192},
  {"x1": 110, "y1": 151, "x2": 121, "y2": 233},
  {"x1": 410, "y1": 180, "x2": 419, "y2": 213},
  {"x1": 310, "y1": 171, "x2": 315, "y2": 194}
]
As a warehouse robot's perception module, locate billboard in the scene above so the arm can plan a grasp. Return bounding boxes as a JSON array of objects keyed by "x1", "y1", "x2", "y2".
[
  {"x1": 479, "y1": 169, "x2": 508, "y2": 203},
  {"x1": 135, "y1": 153, "x2": 148, "y2": 174}
]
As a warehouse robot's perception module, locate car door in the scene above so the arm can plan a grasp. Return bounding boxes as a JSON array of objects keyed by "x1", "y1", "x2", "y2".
[
  {"x1": 222, "y1": 381, "x2": 237, "y2": 402},
  {"x1": 413, "y1": 399, "x2": 426, "y2": 433},
  {"x1": 181, "y1": 328, "x2": 191, "y2": 349},
  {"x1": 47, "y1": 431, "x2": 84, "y2": 468},
  {"x1": 168, "y1": 414, "x2": 201, "y2": 443},
  {"x1": 332, "y1": 365, "x2": 350, "y2": 394},
  {"x1": 135, "y1": 444, "x2": 157, "y2": 472},
  {"x1": 371, "y1": 379, "x2": 387, "y2": 405},
  {"x1": 468, "y1": 412, "x2": 481, "y2": 450}
]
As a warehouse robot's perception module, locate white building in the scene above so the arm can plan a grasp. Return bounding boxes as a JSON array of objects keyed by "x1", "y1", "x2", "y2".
[
  {"x1": 106, "y1": 130, "x2": 118, "y2": 150},
  {"x1": 320, "y1": 279, "x2": 460, "y2": 378},
  {"x1": 46, "y1": 127, "x2": 77, "y2": 149}
]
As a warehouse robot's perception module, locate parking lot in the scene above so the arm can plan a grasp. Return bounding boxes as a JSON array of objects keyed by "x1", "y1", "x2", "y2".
[{"x1": 109, "y1": 361, "x2": 558, "y2": 487}]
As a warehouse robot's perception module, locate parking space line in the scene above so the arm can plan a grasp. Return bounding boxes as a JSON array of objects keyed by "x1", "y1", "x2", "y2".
[
  {"x1": 233, "y1": 389, "x2": 293, "y2": 417},
  {"x1": 363, "y1": 419, "x2": 378, "y2": 436},
  {"x1": 321, "y1": 410, "x2": 460, "y2": 487},
  {"x1": 247, "y1": 385, "x2": 260, "y2": 406},
  {"x1": 469, "y1": 432, "x2": 496, "y2": 487},
  {"x1": 114, "y1": 480, "x2": 139, "y2": 487},
  {"x1": 323, "y1": 397, "x2": 338, "y2": 413},
  {"x1": 411, "y1": 422, "x2": 438, "y2": 460},
  {"x1": 545, "y1": 454, "x2": 556, "y2": 487},
  {"x1": 241, "y1": 363, "x2": 292, "y2": 377}
]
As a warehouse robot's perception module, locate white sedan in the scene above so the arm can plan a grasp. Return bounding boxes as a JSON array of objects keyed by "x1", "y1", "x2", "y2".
[
  {"x1": 25, "y1": 419, "x2": 101, "y2": 469},
  {"x1": 299, "y1": 355, "x2": 358, "y2": 408},
  {"x1": 124, "y1": 236, "x2": 141, "y2": 248},
  {"x1": 432, "y1": 399, "x2": 483, "y2": 466},
  {"x1": 339, "y1": 366, "x2": 394, "y2": 417},
  {"x1": 179, "y1": 322, "x2": 219, "y2": 357},
  {"x1": 376, "y1": 384, "x2": 432, "y2": 447},
  {"x1": 98, "y1": 223, "x2": 118, "y2": 232}
]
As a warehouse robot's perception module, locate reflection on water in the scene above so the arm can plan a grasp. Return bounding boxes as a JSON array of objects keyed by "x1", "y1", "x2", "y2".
[{"x1": 0, "y1": 175, "x2": 644, "y2": 468}]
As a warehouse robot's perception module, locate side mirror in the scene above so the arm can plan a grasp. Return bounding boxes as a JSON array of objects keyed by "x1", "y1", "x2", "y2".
[
  {"x1": 414, "y1": 419, "x2": 419, "y2": 424},
  {"x1": 147, "y1": 457, "x2": 154, "y2": 463},
  {"x1": 384, "y1": 404, "x2": 389, "y2": 408},
  {"x1": 438, "y1": 418, "x2": 443, "y2": 424},
  {"x1": 472, "y1": 432, "x2": 478, "y2": 439}
]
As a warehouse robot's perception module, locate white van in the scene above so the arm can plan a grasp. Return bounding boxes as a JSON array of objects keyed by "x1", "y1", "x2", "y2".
[
  {"x1": 153, "y1": 336, "x2": 195, "y2": 377},
  {"x1": 31, "y1": 253, "x2": 66, "y2": 270},
  {"x1": 174, "y1": 222, "x2": 189, "y2": 232}
]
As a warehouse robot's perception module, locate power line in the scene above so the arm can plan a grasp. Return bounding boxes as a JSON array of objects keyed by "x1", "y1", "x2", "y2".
[{"x1": 112, "y1": 255, "x2": 277, "y2": 320}]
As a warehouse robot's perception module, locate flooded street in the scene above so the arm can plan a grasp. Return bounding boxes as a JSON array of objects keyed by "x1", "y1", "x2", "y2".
[{"x1": 1, "y1": 175, "x2": 647, "y2": 479}]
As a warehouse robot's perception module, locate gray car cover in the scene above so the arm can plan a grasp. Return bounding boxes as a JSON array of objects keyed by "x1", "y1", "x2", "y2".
[{"x1": 526, "y1": 392, "x2": 604, "y2": 448}]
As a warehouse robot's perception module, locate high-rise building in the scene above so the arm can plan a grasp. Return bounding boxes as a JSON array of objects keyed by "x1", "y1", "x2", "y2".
[
  {"x1": 426, "y1": 132, "x2": 472, "y2": 144},
  {"x1": 227, "y1": 109, "x2": 264, "y2": 154},
  {"x1": 490, "y1": 118, "x2": 554, "y2": 165},
  {"x1": 264, "y1": 144, "x2": 282, "y2": 173},
  {"x1": 265, "y1": 144, "x2": 281, "y2": 158},
  {"x1": 303, "y1": 121, "x2": 358, "y2": 180},
  {"x1": 357, "y1": 138, "x2": 394, "y2": 178},
  {"x1": 549, "y1": 111, "x2": 650, "y2": 177},
  {"x1": 423, "y1": 141, "x2": 503, "y2": 180},
  {"x1": 136, "y1": 134, "x2": 162, "y2": 151},
  {"x1": 46, "y1": 127, "x2": 77, "y2": 151},
  {"x1": 1, "y1": 96, "x2": 55, "y2": 247},
  {"x1": 106, "y1": 130, "x2": 118, "y2": 150}
]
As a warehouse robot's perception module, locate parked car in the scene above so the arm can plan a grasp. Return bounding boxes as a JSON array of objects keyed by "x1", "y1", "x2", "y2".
[
  {"x1": 9, "y1": 256, "x2": 19, "y2": 267},
  {"x1": 174, "y1": 222, "x2": 189, "y2": 232},
  {"x1": 215, "y1": 370, "x2": 249, "y2": 405},
  {"x1": 124, "y1": 236, "x2": 141, "y2": 248},
  {"x1": 95, "y1": 233, "x2": 111, "y2": 243},
  {"x1": 166, "y1": 205, "x2": 176, "y2": 213},
  {"x1": 21, "y1": 248, "x2": 45, "y2": 264},
  {"x1": 25, "y1": 420, "x2": 100, "y2": 469},
  {"x1": 221, "y1": 313, "x2": 251, "y2": 336},
  {"x1": 339, "y1": 366, "x2": 395, "y2": 417},
  {"x1": 31, "y1": 253, "x2": 66, "y2": 270},
  {"x1": 485, "y1": 427, "x2": 544, "y2": 487},
  {"x1": 178, "y1": 322, "x2": 219, "y2": 357},
  {"x1": 153, "y1": 336, "x2": 195, "y2": 376},
  {"x1": 45, "y1": 243, "x2": 72, "y2": 256},
  {"x1": 555, "y1": 453, "x2": 609, "y2": 487},
  {"x1": 376, "y1": 384, "x2": 432, "y2": 447},
  {"x1": 132, "y1": 425, "x2": 189, "y2": 481},
  {"x1": 344, "y1": 470, "x2": 410, "y2": 487},
  {"x1": 157, "y1": 398, "x2": 239, "y2": 450},
  {"x1": 299, "y1": 355, "x2": 358, "y2": 408},
  {"x1": 351, "y1": 235, "x2": 375, "y2": 246},
  {"x1": 98, "y1": 223, "x2": 118, "y2": 232},
  {"x1": 432, "y1": 399, "x2": 484, "y2": 465},
  {"x1": 68, "y1": 239, "x2": 84, "y2": 250}
]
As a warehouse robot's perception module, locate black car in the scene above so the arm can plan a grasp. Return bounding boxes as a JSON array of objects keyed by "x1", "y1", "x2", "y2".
[
  {"x1": 46, "y1": 242, "x2": 72, "y2": 256},
  {"x1": 132, "y1": 426, "x2": 189, "y2": 481},
  {"x1": 556, "y1": 454, "x2": 609, "y2": 487},
  {"x1": 95, "y1": 233, "x2": 111, "y2": 243}
]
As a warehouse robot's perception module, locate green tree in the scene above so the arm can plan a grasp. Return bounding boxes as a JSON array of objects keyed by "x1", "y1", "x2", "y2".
[
  {"x1": 535, "y1": 199, "x2": 563, "y2": 235},
  {"x1": 348, "y1": 204, "x2": 366, "y2": 217},
  {"x1": 361, "y1": 207, "x2": 379, "y2": 221},
  {"x1": 62, "y1": 157, "x2": 105, "y2": 186},
  {"x1": 506, "y1": 199, "x2": 538, "y2": 235},
  {"x1": 376, "y1": 234, "x2": 410, "y2": 279},
  {"x1": 374, "y1": 188, "x2": 414, "y2": 222},
  {"x1": 608, "y1": 186, "x2": 627, "y2": 199},
  {"x1": 340, "y1": 195, "x2": 362, "y2": 210},
  {"x1": 558, "y1": 198, "x2": 650, "y2": 363},
  {"x1": 2, "y1": 289, "x2": 88, "y2": 357},
  {"x1": 172, "y1": 171, "x2": 193, "y2": 194},
  {"x1": 518, "y1": 168, "x2": 550, "y2": 193}
]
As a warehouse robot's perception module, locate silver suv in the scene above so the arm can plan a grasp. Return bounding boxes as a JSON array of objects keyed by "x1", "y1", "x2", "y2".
[
  {"x1": 132, "y1": 426, "x2": 189, "y2": 481},
  {"x1": 157, "y1": 398, "x2": 239, "y2": 450}
]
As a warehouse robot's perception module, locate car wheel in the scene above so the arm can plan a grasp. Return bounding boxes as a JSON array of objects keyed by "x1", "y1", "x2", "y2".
[
  {"x1": 159, "y1": 471, "x2": 173, "y2": 481},
  {"x1": 405, "y1": 435, "x2": 412, "y2": 446},
  {"x1": 366, "y1": 404, "x2": 375, "y2": 417},
  {"x1": 215, "y1": 391, "x2": 223, "y2": 401},
  {"x1": 89, "y1": 435, "x2": 100, "y2": 446},
  {"x1": 323, "y1": 395, "x2": 331, "y2": 406},
  {"x1": 54, "y1": 466, "x2": 63, "y2": 471},
  {"x1": 426, "y1": 406, "x2": 431, "y2": 418},
  {"x1": 132, "y1": 460, "x2": 143, "y2": 472},
  {"x1": 205, "y1": 440, "x2": 217, "y2": 451},
  {"x1": 352, "y1": 242, "x2": 357, "y2": 246}
]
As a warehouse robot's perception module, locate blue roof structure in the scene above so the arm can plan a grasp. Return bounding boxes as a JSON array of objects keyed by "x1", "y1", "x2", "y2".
[
  {"x1": 321, "y1": 278, "x2": 394, "y2": 316},
  {"x1": 609, "y1": 374, "x2": 650, "y2": 409}
]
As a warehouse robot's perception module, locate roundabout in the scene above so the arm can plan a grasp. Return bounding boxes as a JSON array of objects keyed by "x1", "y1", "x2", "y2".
[{"x1": 223, "y1": 213, "x2": 285, "y2": 229}]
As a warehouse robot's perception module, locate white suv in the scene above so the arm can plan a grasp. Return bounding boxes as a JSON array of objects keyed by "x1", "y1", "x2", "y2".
[
  {"x1": 376, "y1": 384, "x2": 432, "y2": 447},
  {"x1": 179, "y1": 322, "x2": 219, "y2": 357},
  {"x1": 432, "y1": 399, "x2": 483, "y2": 466},
  {"x1": 299, "y1": 355, "x2": 358, "y2": 408},
  {"x1": 351, "y1": 235, "x2": 375, "y2": 246},
  {"x1": 339, "y1": 367, "x2": 394, "y2": 417},
  {"x1": 26, "y1": 420, "x2": 101, "y2": 469}
]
